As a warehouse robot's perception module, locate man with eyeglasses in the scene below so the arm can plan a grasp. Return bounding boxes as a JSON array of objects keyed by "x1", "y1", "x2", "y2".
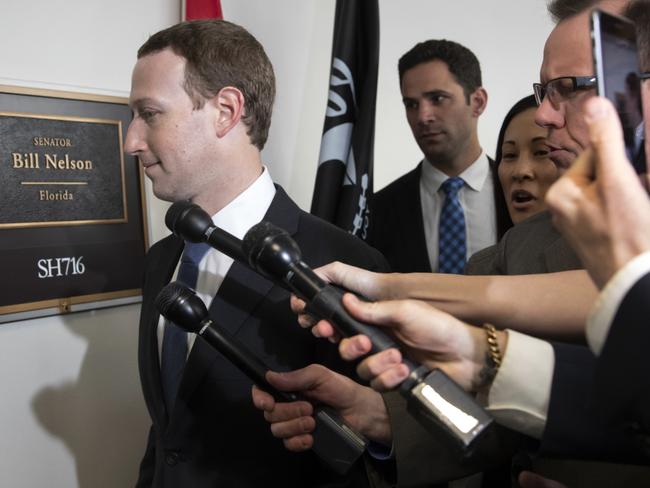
[{"x1": 253, "y1": 0, "x2": 650, "y2": 486}]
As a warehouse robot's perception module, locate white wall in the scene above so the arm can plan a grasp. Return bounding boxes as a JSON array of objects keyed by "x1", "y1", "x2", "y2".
[
  {"x1": 0, "y1": 1, "x2": 553, "y2": 486},
  {"x1": 225, "y1": 0, "x2": 555, "y2": 210},
  {"x1": 0, "y1": 1, "x2": 178, "y2": 487}
]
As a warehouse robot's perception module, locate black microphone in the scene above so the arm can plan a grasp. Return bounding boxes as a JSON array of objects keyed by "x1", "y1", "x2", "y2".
[
  {"x1": 165, "y1": 201, "x2": 247, "y2": 263},
  {"x1": 241, "y1": 222, "x2": 494, "y2": 452},
  {"x1": 165, "y1": 202, "x2": 493, "y2": 451},
  {"x1": 155, "y1": 282, "x2": 367, "y2": 475}
]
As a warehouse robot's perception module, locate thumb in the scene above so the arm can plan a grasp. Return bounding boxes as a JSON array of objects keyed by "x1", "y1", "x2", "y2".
[
  {"x1": 584, "y1": 96, "x2": 635, "y2": 183},
  {"x1": 265, "y1": 365, "x2": 331, "y2": 395}
]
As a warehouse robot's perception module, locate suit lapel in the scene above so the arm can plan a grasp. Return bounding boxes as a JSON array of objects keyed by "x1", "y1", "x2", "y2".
[
  {"x1": 142, "y1": 235, "x2": 184, "y2": 427},
  {"x1": 408, "y1": 163, "x2": 431, "y2": 271},
  {"x1": 176, "y1": 186, "x2": 298, "y2": 404}
]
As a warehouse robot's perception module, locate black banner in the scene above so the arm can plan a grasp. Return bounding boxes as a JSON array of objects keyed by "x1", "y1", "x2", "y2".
[{"x1": 310, "y1": 0, "x2": 379, "y2": 239}]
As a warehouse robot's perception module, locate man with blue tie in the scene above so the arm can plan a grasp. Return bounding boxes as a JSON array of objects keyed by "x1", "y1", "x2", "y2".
[
  {"x1": 366, "y1": 39, "x2": 495, "y2": 274},
  {"x1": 126, "y1": 19, "x2": 388, "y2": 488}
]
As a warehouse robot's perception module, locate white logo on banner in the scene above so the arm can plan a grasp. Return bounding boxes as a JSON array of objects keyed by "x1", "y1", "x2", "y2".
[{"x1": 318, "y1": 57, "x2": 357, "y2": 187}]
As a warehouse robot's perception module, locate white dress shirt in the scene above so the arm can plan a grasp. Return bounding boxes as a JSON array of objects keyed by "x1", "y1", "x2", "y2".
[
  {"x1": 157, "y1": 167, "x2": 277, "y2": 360},
  {"x1": 587, "y1": 250, "x2": 650, "y2": 355},
  {"x1": 486, "y1": 330, "x2": 555, "y2": 439},
  {"x1": 484, "y1": 251, "x2": 650, "y2": 439},
  {"x1": 419, "y1": 152, "x2": 497, "y2": 271}
]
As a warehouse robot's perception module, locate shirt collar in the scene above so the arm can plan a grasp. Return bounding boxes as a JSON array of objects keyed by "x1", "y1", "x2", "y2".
[
  {"x1": 211, "y1": 166, "x2": 276, "y2": 240},
  {"x1": 420, "y1": 150, "x2": 489, "y2": 195}
]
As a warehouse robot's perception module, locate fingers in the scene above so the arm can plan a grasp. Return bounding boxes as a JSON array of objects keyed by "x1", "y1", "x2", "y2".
[
  {"x1": 518, "y1": 471, "x2": 568, "y2": 488},
  {"x1": 265, "y1": 365, "x2": 330, "y2": 395},
  {"x1": 311, "y1": 320, "x2": 339, "y2": 341},
  {"x1": 264, "y1": 400, "x2": 313, "y2": 423},
  {"x1": 282, "y1": 434, "x2": 314, "y2": 452},
  {"x1": 251, "y1": 385, "x2": 276, "y2": 412},
  {"x1": 316, "y1": 261, "x2": 383, "y2": 299},
  {"x1": 341, "y1": 293, "x2": 400, "y2": 328},
  {"x1": 252, "y1": 383, "x2": 316, "y2": 452},
  {"x1": 338, "y1": 335, "x2": 373, "y2": 361},
  {"x1": 368, "y1": 366, "x2": 411, "y2": 391},
  {"x1": 355, "y1": 349, "x2": 409, "y2": 390},
  {"x1": 584, "y1": 97, "x2": 631, "y2": 182}
]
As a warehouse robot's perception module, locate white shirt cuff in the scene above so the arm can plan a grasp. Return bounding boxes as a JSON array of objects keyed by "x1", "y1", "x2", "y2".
[
  {"x1": 486, "y1": 330, "x2": 554, "y2": 439},
  {"x1": 586, "y1": 251, "x2": 650, "y2": 356}
]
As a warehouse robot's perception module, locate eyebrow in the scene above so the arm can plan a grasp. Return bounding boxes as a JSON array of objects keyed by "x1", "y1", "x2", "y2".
[
  {"x1": 402, "y1": 90, "x2": 451, "y2": 103},
  {"x1": 424, "y1": 89, "x2": 451, "y2": 97},
  {"x1": 503, "y1": 136, "x2": 547, "y2": 145},
  {"x1": 129, "y1": 97, "x2": 158, "y2": 110}
]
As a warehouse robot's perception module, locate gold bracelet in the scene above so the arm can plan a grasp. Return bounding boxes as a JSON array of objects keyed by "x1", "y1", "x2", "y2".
[
  {"x1": 476, "y1": 324, "x2": 502, "y2": 392},
  {"x1": 483, "y1": 323, "x2": 502, "y2": 369}
]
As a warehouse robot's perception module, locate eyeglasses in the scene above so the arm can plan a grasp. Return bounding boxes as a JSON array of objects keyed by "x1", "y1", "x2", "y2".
[
  {"x1": 533, "y1": 76, "x2": 597, "y2": 107},
  {"x1": 641, "y1": 72, "x2": 650, "y2": 81}
]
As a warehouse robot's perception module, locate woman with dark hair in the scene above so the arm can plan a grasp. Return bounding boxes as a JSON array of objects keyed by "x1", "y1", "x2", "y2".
[
  {"x1": 467, "y1": 95, "x2": 560, "y2": 273},
  {"x1": 492, "y1": 94, "x2": 557, "y2": 239}
]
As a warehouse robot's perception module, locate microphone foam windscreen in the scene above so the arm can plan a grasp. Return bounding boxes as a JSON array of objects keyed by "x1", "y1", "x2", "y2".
[
  {"x1": 154, "y1": 282, "x2": 188, "y2": 317},
  {"x1": 242, "y1": 221, "x2": 287, "y2": 261},
  {"x1": 165, "y1": 201, "x2": 193, "y2": 233}
]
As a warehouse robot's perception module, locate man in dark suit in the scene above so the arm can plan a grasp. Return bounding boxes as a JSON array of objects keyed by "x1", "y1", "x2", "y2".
[
  {"x1": 125, "y1": 20, "x2": 388, "y2": 488},
  {"x1": 367, "y1": 39, "x2": 496, "y2": 273}
]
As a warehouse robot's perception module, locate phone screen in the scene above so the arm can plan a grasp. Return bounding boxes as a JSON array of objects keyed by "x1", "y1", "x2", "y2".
[{"x1": 592, "y1": 9, "x2": 646, "y2": 173}]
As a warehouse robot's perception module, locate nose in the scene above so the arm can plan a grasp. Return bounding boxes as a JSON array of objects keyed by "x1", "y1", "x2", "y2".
[
  {"x1": 124, "y1": 119, "x2": 146, "y2": 156},
  {"x1": 534, "y1": 97, "x2": 564, "y2": 130},
  {"x1": 511, "y1": 156, "x2": 535, "y2": 182},
  {"x1": 416, "y1": 100, "x2": 436, "y2": 125}
]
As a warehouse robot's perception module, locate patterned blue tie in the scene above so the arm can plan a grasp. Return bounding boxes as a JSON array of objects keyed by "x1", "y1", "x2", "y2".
[
  {"x1": 438, "y1": 177, "x2": 467, "y2": 274},
  {"x1": 160, "y1": 241, "x2": 211, "y2": 411}
]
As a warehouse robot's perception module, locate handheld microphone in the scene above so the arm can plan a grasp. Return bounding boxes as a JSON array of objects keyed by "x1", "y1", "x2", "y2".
[
  {"x1": 165, "y1": 201, "x2": 493, "y2": 451},
  {"x1": 155, "y1": 282, "x2": 367, "y2": 475},
  {"x1": 241, "y1": 222, "x2": 494, "y2": 452},
  {"x1": 165, "y1": 201, "x2": 247, "y2": 263}
]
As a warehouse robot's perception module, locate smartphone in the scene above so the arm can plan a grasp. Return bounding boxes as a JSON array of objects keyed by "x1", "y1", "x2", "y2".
[{"x1": 591, "y1": 9, "x2": 647, "y2": 173}]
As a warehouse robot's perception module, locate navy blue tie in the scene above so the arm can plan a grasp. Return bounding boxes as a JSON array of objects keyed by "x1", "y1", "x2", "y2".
[
  {"x1": 160, "y1": 241, "x2": 211, "y2": 411},
  {"x1": 438, "y1": 177, "x2": 467, "y2": 274}
]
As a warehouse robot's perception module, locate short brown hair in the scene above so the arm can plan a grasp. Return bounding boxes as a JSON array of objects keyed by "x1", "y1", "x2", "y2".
[
  {"x1": 625, "y1": 0, "x2": 650, "y2": 71},
  {"x1": 138, "y1": 20, "x2": 275, "y2": 150},
  {"x1": 398, "y1": 39, "x2": 482, "y2": 103},
  {"x1": 547, "y1": 0, "x2": 602, "y2": 22}
]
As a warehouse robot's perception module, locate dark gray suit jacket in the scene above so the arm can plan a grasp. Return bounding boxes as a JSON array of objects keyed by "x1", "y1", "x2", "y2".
[{"x1": 465, "y1": 211, "x2": 582, "y2": 275}]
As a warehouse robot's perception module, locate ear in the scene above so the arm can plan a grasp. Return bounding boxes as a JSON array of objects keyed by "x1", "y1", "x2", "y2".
[
  {"x1": 211, "y1": 86, "x2": 245, "y2": 138},
  {"x1": 470, "y1": 87, "x2": 488, "y2": 117}
]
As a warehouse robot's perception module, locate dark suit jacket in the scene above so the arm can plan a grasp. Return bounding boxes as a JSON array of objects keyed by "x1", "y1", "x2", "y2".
[
  {"x1": 366, "y1": 160, "x2": 497, "y2": 273},
  {"x1": 541, "y1": 271, "x2": 650, "y2": 468},
  {"x1": 136, "y1": 187, "x2": 389, "y2": 488},
  {"x1": 596, "y1": 270, "x2": 650, "y2": 440},
  {"x1": 366, "y1": 164, "x2": 430, "y2": 273}
]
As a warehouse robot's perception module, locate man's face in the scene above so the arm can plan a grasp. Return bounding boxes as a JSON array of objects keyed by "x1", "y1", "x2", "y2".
[
  {"x1": 535, "y1": 12, "x2": 596, "y2": 170},
  {"x1": 125, "y1": 48, "x2": 220, "y2": 204},
  {"x1": 401, "y1": 60, "x2": 477, "y2": 167}
]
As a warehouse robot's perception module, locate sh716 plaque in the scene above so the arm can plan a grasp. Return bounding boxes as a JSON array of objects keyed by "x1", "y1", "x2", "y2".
[{"x1": 0, "y1": 85, "x2": 148, "y2": 322}]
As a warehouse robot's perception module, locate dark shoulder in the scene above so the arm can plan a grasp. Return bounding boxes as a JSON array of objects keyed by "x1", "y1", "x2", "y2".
[
  {"x1": 373, "y1": 165, "x2": 421, "y2": 205},
  {"x1": 145, "y1": 234, "x2": 179, "y2": 263},
  {"x1": 294, "y1": 210, "x2": 390, "y2": 272},
  {"x1": 465, "y1": 244, "x2": 499, "y2": 276}
]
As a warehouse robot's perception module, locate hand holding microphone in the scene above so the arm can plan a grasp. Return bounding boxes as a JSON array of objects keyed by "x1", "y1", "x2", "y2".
[
  {"x1": 155, "y1": 281, "x2": 367, "y2": 475},
  {"x1": 165, "y1": 201, "x2": 493, "y2": 451}
]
